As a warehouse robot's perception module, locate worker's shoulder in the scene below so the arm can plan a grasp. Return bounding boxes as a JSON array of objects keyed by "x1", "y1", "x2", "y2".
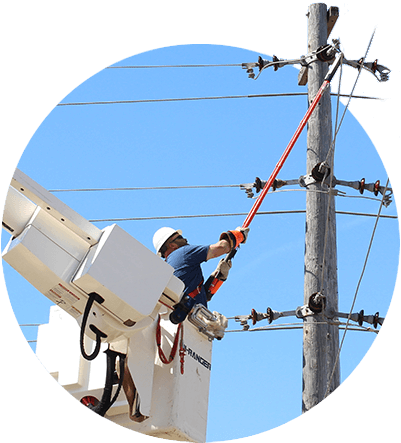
[
  {"x1": 172, "y1": 244, "x2": 208, "y2": 261},
  {"x1": 182, "y1": 244, "x2": 209, "y2": 254}
]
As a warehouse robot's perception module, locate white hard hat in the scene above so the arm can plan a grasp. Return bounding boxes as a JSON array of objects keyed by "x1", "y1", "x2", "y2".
[{"x1": 153, "y1": 227, "x2": 182, "y2": 256}]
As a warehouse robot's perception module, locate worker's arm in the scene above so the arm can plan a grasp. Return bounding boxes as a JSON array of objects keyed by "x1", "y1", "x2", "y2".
[
  {"x1": 207, "y1": 226, "x2": 250, "y2": 261},
  {"x1": 207, "y1": 239, "x2": 231, "y2": 260}
]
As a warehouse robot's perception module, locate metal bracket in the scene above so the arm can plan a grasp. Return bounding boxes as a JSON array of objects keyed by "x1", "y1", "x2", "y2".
[
  {"x1": 231, "y1": 304, "x2": 318, "y2": 330},
  {"x1": 242, "y1": 42, "x2": 339, "y2": 80},
  {"x1": 242, "y1": 41, "x2": 390, "y2": 83},
  {"x1": 295, "y1": 305, "x2": 316, "y2": 319},
  {"x1": 230, "y1": 303, "x2": 384, "y2": 331},
  {"x1": 308, "y1": 292, "x2": 326, "y2": 314},
  {"x1": 326, "y1": 307, "x2": 384, "y2": 328},
  {"x1": 251, "y1": 307, "x2": 296, "y2": 325},
  {"x1": 240, "y1": 177, "x2": 300, "y2": 198},
  {"x1": 242, "y1": 52, "x2": 314, "y2": 80},
  {"x1": 241, "y1": 170, "x2": 393, "y2": 206},
  {"x1": 231, "y1": 314, "x2": 252, "y2": 331},
  {"x1": 343, "y1": 58, "x2": 390, "y2": 82}
]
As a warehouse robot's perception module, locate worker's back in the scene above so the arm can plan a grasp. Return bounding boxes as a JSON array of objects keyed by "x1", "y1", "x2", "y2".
[{"x1": 166, "y1": 244, "x2": 209, "y2": 307}]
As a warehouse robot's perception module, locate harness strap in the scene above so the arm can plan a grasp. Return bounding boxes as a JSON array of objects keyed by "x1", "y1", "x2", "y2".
[{"x1": 187, "y1": 280, "x2": 204, "y2": 299}]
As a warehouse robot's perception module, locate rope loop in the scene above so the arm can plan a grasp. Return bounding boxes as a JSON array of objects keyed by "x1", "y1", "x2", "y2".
[{"x1": 156, "y1": 315, "x2": 185, "y2": 372}]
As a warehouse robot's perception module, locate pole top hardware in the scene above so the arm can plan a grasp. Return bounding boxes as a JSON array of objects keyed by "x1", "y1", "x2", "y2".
[
  {"x1": 229, "y1": 304, "x2": 384, "y2": 332},
  {"x1": 343, "y1": 58, "x2": 390, "y2": 82},
  {"x1": 308, "y1": 292, "x2": 326, "y2": 314},
  {"x1": 241, "y1": 169, "x2": 393, "y2": 207},
  {"x1": 315, "y1": 44, "x2": 337, "y2": 63},
  {"x1": 326, "y1": 308, "x2": 384, "y2": 328},
  {"x1": 242, "y1": 41, "x2": 340, "y2": 80},
  {"x1": 242, "y1": 39, "x2": 390, "y2": 83},
  {"x1": 230, "y1": 304, "x2": 320, "y2": 330},
  {"x1": 311, "y1": 162, "x2": 331, "y2": 182}
]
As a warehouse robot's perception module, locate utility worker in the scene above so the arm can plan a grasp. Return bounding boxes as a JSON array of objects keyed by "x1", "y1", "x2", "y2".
[{"x1": 153, "y1": 226, "x2": 249, "y2": 324}]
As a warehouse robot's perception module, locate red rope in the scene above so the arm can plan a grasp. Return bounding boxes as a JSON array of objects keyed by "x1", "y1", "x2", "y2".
[
  {"x1": 179, "y1": 328, "x2": 185, "y2": 375},
  {"x1": 156, "y1": 315, "x2": 184, "y2": 372}
]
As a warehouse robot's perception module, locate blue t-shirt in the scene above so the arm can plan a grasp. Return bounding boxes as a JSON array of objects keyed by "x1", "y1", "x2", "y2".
[{"x1": 166, "y1": 244, "x2": 209, "y2": 307}]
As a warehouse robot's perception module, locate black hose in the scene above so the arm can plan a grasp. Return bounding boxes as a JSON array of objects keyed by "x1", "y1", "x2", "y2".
[
  {"x1": 109, "y1": 351, "x2": 126, "y2": 407},
  {"x1": 80, "y1": 292, "x2": 106, "y2": 361},
  {"x1": 89, "y1": 349, "x2": 126, "y2": 417}
]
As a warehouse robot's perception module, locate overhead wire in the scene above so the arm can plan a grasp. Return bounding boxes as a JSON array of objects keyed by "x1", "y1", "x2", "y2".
[
  {"x1": 49, "y1": 184, "x2": 239, "y2": 192},
  {"x1": 319, "y1": 33, "x2": 387, "y2": 298},
  {"x1": 50, "y1": 183, "x2": 392, "y2": 205},
  {"x1": 12, "y1": 36, "x2": 393, "y2": 410},
  {"x1": 324, "y1": 177, "x2": 390, "y2": 399},
  {"x1": 53, "y1": 182, "x2": 395, "y2": 224},
  {"x1": 88, "y1": 210, "x2": 307, "y2": 222},
  {"x1": 226, "y1": 321, "x2": 380, "y2": 334},
  {"x1": 87, "y1": 210, "x2": 396, "y2": 223},
  {"x1": 58, "y1": 50, "x2": 380, "y2": 107},
  {"x1": 106, "y1": 63, "x2": 243, "y2": 69},
  {"x1": 52, "y1": 41, "x2": 392, "y2": 352},
  {"x1": 322, "y1": 30, "x2": 386, "y2": 398},
  {"x1": 57, "y1": 92, "x2": 379, "y2": 107}
]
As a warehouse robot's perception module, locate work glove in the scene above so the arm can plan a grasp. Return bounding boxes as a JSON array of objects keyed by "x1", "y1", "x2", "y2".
[
  {"x1": 220, "y1": 226, "x2": 250, "y2": 249},
  {"x1": 211, "y1": 258, "x2": 232, "y2": 281},
  {"x1": 236, "y1": 226, "x2": 249, "y2": 244}
]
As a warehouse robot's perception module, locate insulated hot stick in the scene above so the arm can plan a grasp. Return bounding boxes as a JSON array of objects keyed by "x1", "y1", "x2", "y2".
[{"x1": 205, "y1": 51, "x2": 343, "y2": 300}]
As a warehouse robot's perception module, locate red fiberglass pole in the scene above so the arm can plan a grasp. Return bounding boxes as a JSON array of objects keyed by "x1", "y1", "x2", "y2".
[
  {"x1": 242, "y1": 52, "x2": 343, "y2": 229},
  {"x1": 242, "y1": 85, "x2": 326, "y2": 227},
  {"x1": 205, "y1": 52, "x2": 343, "y2": 300}
]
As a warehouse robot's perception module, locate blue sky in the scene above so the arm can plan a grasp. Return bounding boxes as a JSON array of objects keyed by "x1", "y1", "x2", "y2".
[{"x1": 1, "y1": 2, "x2": 400, "y2": 443}]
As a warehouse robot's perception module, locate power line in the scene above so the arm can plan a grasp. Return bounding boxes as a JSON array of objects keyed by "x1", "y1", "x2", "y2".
[
  {"x1": 226, "y1": 321, "x2": 380, "y2": 334},
  {"x1": 88, "y1": 210, "x2": 396, "y2": 223},
  {"x1": 324, "y1": 177, "x2": 390, "y2": 399},
  {"x1": 106, "y1": 63, "x2": 243, "y2": 69},
  {"x1": 49, "y1": 184, "x2": 238, "y2": 192},
  {"x1": 57, "y1": 92, "x2": 379, "y2": 107},
  {"x1": 49, "y1": 185, "x2": 389, "y2": 205},
  {"x1": 56, "y1": 92, "x2": 309, "y2": 106},
  {"x1": 89, "y1": 210, "x2": 305, "y2": 222}
]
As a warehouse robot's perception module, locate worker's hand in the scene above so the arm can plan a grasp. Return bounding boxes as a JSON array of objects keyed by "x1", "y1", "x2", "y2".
[
  {"x1": 213, "y1": 258, "x2": 232, "y2": 281},
  {"x1": 220, "y1": 227, "x2": 249, "y2": 249},
  {"x1": 235, "y1": 226, "x2": 250, "y2": 244}
]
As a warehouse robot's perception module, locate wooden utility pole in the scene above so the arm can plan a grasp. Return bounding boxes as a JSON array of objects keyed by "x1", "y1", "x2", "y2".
[{"x1": 302, "y1": 3, "x2": 340, "y2": 412}]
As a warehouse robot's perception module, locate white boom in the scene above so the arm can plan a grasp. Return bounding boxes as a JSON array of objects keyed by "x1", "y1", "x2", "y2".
[{"x1": 2, "y1": 168, "x2": 227, "y2": 442}]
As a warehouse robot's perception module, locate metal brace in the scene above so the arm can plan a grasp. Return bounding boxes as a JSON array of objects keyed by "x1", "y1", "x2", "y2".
[
  {"x1": 230, "y1": 299, "x2": 385, "y2": 330},
  {"x1": 343, "y1": 58, "x2": 390, "y2": 82},
  {"x1": 231, "y1": 304, "x2": 317, "y2": 330},
  {"x1": 302, "y1": 173, "x2": 392, "y2": 206},
  {"x1": 242, "y1": 41, "x2": 390, "y2": 82},
  {"x1": 240, "y1": 177, "x2": 299, "y2": 198},
  {"x1": 242, "y1": 42, "x2": 339, "y2": 80},
  {"x1": 251, "y1": 307, "x2": 297, "y2": 325},
  {"x1": 326, "y1": 307, "x2": 384, "y2": 328},
  {"x1": 328, "y1": 176, "x2": 391, "y2": 206},
  {"x1": 230, "y1": 314, "x2": 254, "y2": 330},
  {"x1": 241, "y1": 172, "x2": 393, "y2": 207}
]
